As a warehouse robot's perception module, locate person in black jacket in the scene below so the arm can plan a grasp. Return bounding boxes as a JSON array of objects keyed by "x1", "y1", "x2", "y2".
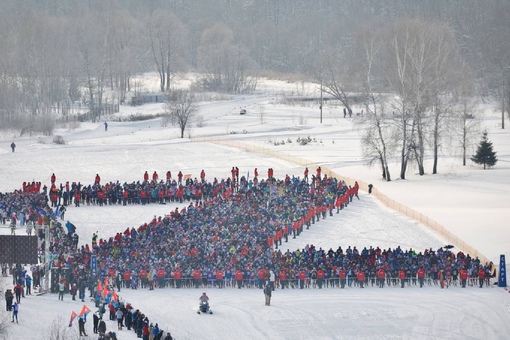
[
  {"x1": 78, "y1": 316, "x2": 88, "y2": 336},
  {"x1": 98, "y1": 318, "x2": 106, "y2": 336},
  {"x1": 4, "y1": 289, "x2": 14, "y2": 311},
  {"x1": 93, "y1": 312, "x2": 100, "y2": 333},
  {"x1": 264, "y1": 284, "x2": 272, "y2": 306}
]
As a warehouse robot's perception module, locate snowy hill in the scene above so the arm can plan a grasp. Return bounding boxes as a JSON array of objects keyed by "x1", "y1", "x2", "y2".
[{"x1": 1, "y1": 82, "x2": 510, "y2": 339}]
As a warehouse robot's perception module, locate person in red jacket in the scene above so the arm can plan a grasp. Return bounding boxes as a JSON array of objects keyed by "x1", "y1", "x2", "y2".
[
  {"x1": 279, "y1": 270, "x2": 287, "y2": 290},
  {"x1": 357, "y1": 270, "x2": 365, "y2": 288},
  {"x1": 478, "y1": 267, "x2": 485, "y2": 288},
  {"x1": 257, "y1": 268, "x2": 266, "y2": 289},
  {"x1": 74, "y1": 190, "x2": 81, "y2": 207},
  {"x1": 417, "y1": 267, "x2": 426, "y2": 288},
  {"x1": 299, "y1": 270, "x2": 306, "y2": 289},
  {"x1": 51, "y1": 173, "x2": 56, "y2": 184},
  {"x1": 143, "y1": 171, "x2": 149, "y2": 182},
  {"x1": 339, "y1": 268, "x2": 346, "y2": 288},
  {"x1": 353, "y1": 181, "x2": 360, "y2": 200},
  {"x1": 174, "y1": 268, "x2": 182, "y2": 288},
  {"x1": 377, "y1": 268, "x2": 385, "y2": 288},
  {"x1": 459, "y1": 268, "x2": 468, "y2": 288},
  {"x1": 235, "y1": 270, "x2": 243, "y2": 289},
  {"x1": 140, "y1": 269, "x2": 148, "y2": 288},
  {"x1": 399, "y1": 269, "x2": 406, "y2": 288},
  {"x1": 317, "y1": 268, "x2": 325, "y2": 289},
  {"x1": 123, "y1": 270, "x2": 131, "y2": 289},
  {"x1": 95, "y1": 174, "x2": 101, "y2": 184},
  {"x1": 193, "y1": 269, "x2": 201, "y2": 288},
  {"x1": 216, "y1": 269, "x2": 223, "y2": 288},
  {"x1": 157, "y1": 269, "x2": 165, "y2": 288}
]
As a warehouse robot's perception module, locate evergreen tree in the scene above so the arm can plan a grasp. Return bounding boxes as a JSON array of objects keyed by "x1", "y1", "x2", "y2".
[{"x1": 471, "y1": 131, "x2": 497, "y2": 169}]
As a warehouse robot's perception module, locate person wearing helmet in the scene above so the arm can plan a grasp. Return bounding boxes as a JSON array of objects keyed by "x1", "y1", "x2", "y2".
[
  {"x1": 198, "y1": 292, "x2": 210, "y2": 314},
  {"x1": 199, "y1": 292, "x2": 209, "y2": 304}
]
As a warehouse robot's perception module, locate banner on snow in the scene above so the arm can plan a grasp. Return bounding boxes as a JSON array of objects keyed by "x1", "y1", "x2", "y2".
[
  {"x1": 91, "y1": 255, "x2": 97, "y2": 276},
  {"x1": 498, "y1": 254, "x2": 507, "y2": 287}
]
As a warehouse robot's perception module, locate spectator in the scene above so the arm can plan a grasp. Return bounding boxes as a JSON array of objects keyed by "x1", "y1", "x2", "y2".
[{"x1": 11, "y1": 302, "x2": 19, "y2": 323}]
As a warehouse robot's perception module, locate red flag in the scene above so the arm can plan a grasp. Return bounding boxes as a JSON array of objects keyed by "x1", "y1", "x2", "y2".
[
  {"x1": 112, "y1": 291, "x2": 118, "y2": 302},
  {"x1": 79, "y1": 305, "x2": 92, "y2": 322},
  {"x1": 68, "y1": 311, "x2": 77, "y2": 327}
]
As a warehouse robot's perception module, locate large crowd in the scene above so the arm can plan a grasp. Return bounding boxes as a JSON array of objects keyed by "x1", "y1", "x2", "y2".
[{"x1": 1, "y1": 168, "x2": 498, "y2": 337}]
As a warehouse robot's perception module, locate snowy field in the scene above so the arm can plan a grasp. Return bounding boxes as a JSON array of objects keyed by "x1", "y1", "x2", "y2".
[{"x1": 1, "y1": 79, "x2": 510, "y2": 339}]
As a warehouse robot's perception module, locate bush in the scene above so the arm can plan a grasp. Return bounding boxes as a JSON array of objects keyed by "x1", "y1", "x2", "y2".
[{"x1": 53, "y1": 135, "x2": 65, "y2": 145}]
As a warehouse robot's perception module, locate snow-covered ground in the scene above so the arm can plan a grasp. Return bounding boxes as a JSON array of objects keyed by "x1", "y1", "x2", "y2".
[{"x1": 1, "y1": 79, "x2": 510, "y2": 339}]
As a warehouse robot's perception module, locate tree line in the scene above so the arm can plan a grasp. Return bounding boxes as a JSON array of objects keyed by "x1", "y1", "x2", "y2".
[{"x1": 0, "y1": 0, "x2": 507, "y2": 177}]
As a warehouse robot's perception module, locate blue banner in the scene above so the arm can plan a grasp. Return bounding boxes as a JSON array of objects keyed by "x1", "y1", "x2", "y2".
[
  {"x1": 498, "y1": 254, "x2": 507, "y2": 288},
  {"x1": 91, "y1": 255, "x2": 97, "y2": 276}
]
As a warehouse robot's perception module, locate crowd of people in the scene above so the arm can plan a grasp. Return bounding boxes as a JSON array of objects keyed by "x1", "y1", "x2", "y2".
[{"x1": 0, "y1": 167, "x2": 497, "y2": 336}]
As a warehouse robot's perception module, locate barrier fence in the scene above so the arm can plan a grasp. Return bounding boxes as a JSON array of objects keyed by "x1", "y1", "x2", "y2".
[
  {"x1": 102, "y1": 276, "x2": 495, "y2": 291},
  {"x1": 192, "y1": 137, "x2": 489, "y2": 264}
]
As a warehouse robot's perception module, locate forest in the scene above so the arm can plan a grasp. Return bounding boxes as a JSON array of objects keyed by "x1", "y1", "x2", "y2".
[{"x1": 0, "y1": 0, "x2": 509, "y2": 179}]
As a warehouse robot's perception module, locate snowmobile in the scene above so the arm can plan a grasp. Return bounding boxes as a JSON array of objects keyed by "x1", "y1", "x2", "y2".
[{"x1": 197, "y1": 301, "x2": 212, "y2": 314}]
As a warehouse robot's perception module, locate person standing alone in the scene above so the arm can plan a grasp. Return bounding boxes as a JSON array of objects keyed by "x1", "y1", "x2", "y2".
[
  {"x1": 264, "y1": 284, "x2": 272, "y2": 306},
  {"x1": 12, "y1": 302, "x2": 19, "y2": 323}
]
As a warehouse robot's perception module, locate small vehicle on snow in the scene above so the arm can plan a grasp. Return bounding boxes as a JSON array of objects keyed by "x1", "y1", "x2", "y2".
[{"x1": 198, "y1": 301, "x2": 212, "y2": 314}]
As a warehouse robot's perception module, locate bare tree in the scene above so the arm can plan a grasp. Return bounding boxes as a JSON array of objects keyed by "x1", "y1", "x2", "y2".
[
  {"x1": 147, "y1": 10, "x2": 188, "y2": 93},
  {"x1": 197, "y1": 23, "x2": 258, "y2": 93},
  {"x1": 353, "y1": 23, "x2": 394, "y2": 181},
  {"x1": 75, "y1": 4, "x2": 114, "y2": 122},
  {"x1": 110, "y1": 9, "x2": 144, "y2": 104},
  {"x1": 320, "y1": 48, "x2": 356, "y2": 115},
  {"x1": 385, "y1": 19, "x2": 462, "y2": 178},
  {"x1": 453, "y1": 91, "x2": 481, "y2": 166},
  {"x1": 166, "y1": 89, "x2": 197, "y2": 138},
  {"x1": 44, "y1": 316, "x2": 79, "y2": 340}
]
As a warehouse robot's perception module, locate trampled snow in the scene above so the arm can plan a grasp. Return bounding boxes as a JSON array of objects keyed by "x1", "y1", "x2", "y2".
[{"x1": 1, "y1": 80, "x2": 509, "y2": 339}]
